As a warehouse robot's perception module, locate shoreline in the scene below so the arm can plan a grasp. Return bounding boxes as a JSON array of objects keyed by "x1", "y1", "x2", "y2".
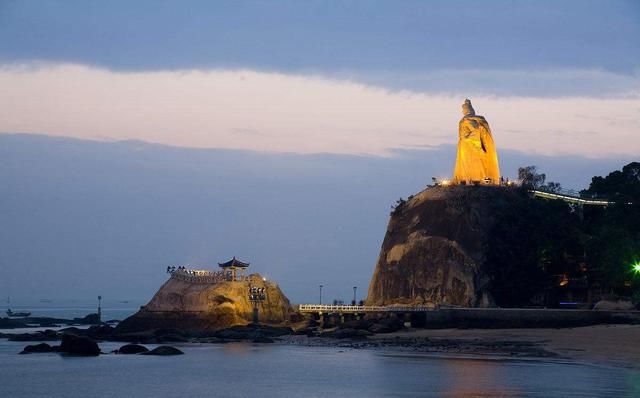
[
  {"x1": 3, "y1": 320, "x2": 639, "y2": 370},
  {"x1": 278, "y1": 324, "x2": 640, "y2": 370}
]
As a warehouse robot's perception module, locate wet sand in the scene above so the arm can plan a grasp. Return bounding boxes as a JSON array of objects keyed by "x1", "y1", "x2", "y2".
[
  {"x1": 283, "y1": 324, "x2": 640, "y2": 369},
  {"x1": 386, "y1": 325, "x2": 640, "y2": 369}
]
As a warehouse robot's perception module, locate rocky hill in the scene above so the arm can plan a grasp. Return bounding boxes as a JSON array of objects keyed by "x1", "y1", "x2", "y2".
[
  {"x1": 367, "y1": 185, "x2": 530, "y2": 308},
  {"x1": 115, "y1": 273, "x2": 293, "y2": 334}
]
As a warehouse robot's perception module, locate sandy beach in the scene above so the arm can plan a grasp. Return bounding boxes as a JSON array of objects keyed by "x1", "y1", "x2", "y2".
[
  {"x1": 284, "y1": 324, "x2": 640, "y2": 369},
  {"x1": 376, "y1": 325, "x2": 640, "y2": 368}
]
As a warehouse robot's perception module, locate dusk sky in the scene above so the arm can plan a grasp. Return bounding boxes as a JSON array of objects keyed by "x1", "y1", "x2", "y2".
[
  {"x1": 1, "y1": 0, "x2": 639, "y2": 157},
  {"x1": 1, "y1": 1, "x2": 639, "y2": 303}
]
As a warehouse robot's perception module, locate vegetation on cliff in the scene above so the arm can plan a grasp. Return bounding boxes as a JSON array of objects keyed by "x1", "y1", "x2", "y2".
[
  {"x1": 369, "y1": 162, "x2": 640, "y2": 308},
  {"x1": 486, "y1": 162, "x2": 640, "y2": 306}
]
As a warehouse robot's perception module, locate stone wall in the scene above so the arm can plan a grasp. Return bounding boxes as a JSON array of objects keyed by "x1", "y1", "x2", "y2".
[{"x1": 408, "y1": 308, "x2": 640, "y2": 329}]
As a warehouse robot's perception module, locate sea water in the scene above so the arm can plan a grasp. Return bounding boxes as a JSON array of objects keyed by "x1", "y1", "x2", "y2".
[
  {"x1": 1, "y1": 338, "x2": 639, "y2": 397},
  {"x1": 0, "y1": 298, "x2": 142, "y2": 321},
  {"x1": 1, "y1": 300, "x2": 639, "y2": 397}
]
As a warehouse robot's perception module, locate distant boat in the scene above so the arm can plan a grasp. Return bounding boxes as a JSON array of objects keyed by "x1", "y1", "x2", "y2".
[{"x1": 6, "y1": 309, "x2": 31, "y2": 317}]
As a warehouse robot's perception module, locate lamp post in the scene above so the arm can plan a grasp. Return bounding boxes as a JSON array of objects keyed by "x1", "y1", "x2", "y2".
[
  {"x1": 248, "y1": 284, "x2": 266, "y2": 323},
  {"x1": 352, "y1": 286, "x2": 357, "y2": 305},
  {"x1": 97, "y1": 295, "x2": 102, "y2": 324},
  {"x1": 319, "y1": 285, "x2": 323, "y2": 305}
]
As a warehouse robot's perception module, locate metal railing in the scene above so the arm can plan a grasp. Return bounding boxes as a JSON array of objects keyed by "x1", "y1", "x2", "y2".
[
  {"x1": 298, "y1": 304, "x2": 433, "y2": 313},
  {"x1": 530, "y1": 189, "x2": 613, "y2": 206}
]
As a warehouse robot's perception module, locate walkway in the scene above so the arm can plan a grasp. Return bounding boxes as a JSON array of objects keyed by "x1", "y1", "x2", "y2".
[
  {"x1": 298, "y1": 304, "x2": 433, "y2": 313},
  {"x1": 530, "y1": 188, "x2": 613, "y2": 206}
]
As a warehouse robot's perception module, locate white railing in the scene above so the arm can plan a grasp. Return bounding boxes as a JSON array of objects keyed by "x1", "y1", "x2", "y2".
[
  {"x1": 530, "y1": 190, "x2": 613, "y2": 206},
  {"x1": 297, "y1": 304, "x2": 433, "y2": 313}
]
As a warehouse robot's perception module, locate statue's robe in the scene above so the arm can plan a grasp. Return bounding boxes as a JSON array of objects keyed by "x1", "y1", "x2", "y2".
[{"x1": 453, "y1": 115, "x2": 500, "y2": 184}]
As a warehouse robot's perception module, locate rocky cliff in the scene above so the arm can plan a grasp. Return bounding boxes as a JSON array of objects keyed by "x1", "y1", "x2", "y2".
[
  {"x1": 115, "y1": 273, "x2": 293, "y2": 334},
  {"x1": 367, "y1": 185, "x2": 527, "y2": 308}
]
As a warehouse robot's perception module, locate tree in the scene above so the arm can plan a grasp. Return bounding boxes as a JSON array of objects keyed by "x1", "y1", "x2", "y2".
[
  {"x1": 544, "y1": 181, "x2": 562, "y2": 193},
  {"x1": 518, "y1": 166, "x2": 546, "y2": 189},
  {"x1": 583, "y1": 162, "x2": 640, "y2": 295},
  {"x1": 582, "y1": 162, "x2": 640, "y2": 203}
]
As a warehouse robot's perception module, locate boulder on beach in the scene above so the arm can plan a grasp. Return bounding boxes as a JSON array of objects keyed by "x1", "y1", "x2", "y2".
[
  {"x1": 60, "y1": 334, "x2": 100, "y2": 356},
  {"x1": 142, "y1": 346, "x2": 184, "y2": 356}
]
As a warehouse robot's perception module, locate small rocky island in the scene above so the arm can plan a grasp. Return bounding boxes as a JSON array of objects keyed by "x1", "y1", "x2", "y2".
[{"x1": 115, "y1": 258, "x2": 294, "y2": 335}]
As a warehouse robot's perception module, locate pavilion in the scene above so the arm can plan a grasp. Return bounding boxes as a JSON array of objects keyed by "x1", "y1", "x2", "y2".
[{"x1": 218, "y1": 256, "x2": 250, "y2": 281}]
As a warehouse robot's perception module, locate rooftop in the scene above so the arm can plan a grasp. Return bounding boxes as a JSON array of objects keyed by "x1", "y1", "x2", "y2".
[{"x1": 218, "y1": 256, "x2": 250, "y2": 268}]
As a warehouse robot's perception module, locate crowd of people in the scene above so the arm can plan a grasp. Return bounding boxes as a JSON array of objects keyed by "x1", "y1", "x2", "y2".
[{"x1": 166, "y1": 265, "x2": 230, "y2": 281}]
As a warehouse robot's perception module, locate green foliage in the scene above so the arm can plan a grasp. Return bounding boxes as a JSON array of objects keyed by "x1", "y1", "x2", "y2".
[
  {"x1": 582, "y1": 162, "x2": 640, "y2": 203},
  {"x1": 582, "y1": 162, "x2": 640, "y2": 293},
  {"x1": 390, "y1": 197, "x2": 407, "y2": 215},
  {"x1": 518, "y1": 165, "x2": 561, "y2": 193},
  {"x1": 518, "y1": 165, "x2": 546, "y2": 189},
  {"x1": 485, "y1": 192, "x2": 561, "y2": 306}
]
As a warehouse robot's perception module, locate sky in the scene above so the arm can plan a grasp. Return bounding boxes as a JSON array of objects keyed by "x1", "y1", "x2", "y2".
[
  {"x1": 1, "y1": 0, "x2": 639, "y2": 157},
  {"x1": 0, "y1": 1, "x2": 639, "y2": 304}
]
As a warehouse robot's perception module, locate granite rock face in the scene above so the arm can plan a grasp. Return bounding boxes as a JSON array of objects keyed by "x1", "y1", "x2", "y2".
[
  {"x1": 115, "y1": 273, "x2": 293, "y2": 334},
  {"x1": 367, "y1": 186, "x2": 523, "y2": 308},
  {"x1": 453, "y1": 99, "x2": 501, "y2": 184}
]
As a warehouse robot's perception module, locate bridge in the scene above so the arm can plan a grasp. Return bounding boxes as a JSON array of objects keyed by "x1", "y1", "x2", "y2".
[
  {"x1": 530, "y1": 188, "x2": 614, "y2": 206},
  {"x1": 298, "y1": 304, "x2": 433, "y2": 313}
]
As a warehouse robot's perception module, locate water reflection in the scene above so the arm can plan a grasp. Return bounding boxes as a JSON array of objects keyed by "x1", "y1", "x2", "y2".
[
  {"x1": 0, "y1": 342, "x2": 638, "y2": 398},
  {"x1": 440, "y1": 357, "x2": 520, "y2": 397}
]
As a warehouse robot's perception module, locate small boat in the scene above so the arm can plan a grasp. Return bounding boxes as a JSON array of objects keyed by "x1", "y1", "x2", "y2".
[{"x1": 6, "y1": 309, "x2": 31, "y2": 317}]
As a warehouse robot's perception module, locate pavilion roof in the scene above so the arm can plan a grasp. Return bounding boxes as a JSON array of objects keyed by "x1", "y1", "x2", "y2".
[{"x1": 218, "y1": 256, "x2": 250, "y2": 268}]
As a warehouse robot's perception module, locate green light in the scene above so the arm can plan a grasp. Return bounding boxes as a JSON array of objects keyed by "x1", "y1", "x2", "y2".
[{"x1": 633, "y1": 262, "x2": 640, "y2": 274}]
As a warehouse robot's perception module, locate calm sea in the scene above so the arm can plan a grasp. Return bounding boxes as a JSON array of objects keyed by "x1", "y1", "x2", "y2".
[
  {"x1": 0, "y1": 298, "x2": 142, "y2": 321},
  {"x1": 1, "y1": 300, "x2": 639, "y2": 397}
]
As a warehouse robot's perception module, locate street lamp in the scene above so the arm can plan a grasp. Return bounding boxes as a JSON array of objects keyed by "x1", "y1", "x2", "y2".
[
  {"x1": 97, "y1": 295, "x2": 102, "y2": 324},
  {"x1": 319, "y1": 285, "x2": 323, "y2": 305},
  {"x1": 352, "y1": 286, "x2": 357, "y2": 305},
  {"x1": 248, "y1": 284, "x2": 266, "y2": 323}
]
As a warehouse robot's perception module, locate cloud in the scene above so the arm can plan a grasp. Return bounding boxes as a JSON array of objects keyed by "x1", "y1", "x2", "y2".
[
  {"x1": 0, "y1": 63, "x2": 638, "y2": 158},
  {"x1": 343, "y1": 68, "x2": 640, "y2": 97}
]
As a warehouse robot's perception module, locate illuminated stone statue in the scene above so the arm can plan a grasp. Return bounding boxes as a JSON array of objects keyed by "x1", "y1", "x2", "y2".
[{"x1": 453, "y1": 99, "x2": 501, "y2": 184}]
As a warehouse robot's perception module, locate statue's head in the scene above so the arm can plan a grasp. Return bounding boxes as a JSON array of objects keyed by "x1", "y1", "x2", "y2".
[{"x1": 462, "y1": 99, "x2": 475, "y2": 116}]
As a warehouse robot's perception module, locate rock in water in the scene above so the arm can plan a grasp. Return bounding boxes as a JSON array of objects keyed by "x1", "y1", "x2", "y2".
[
  {"x1": 367, "y1": 186, "x2": 525, "y2": 308},
  {"x1": 453, "y1": 99, "x2": 500, "y2": 184},
  {"x1": 19, "y1": 343, "x2": 56, "y2": 354},
  {"x1": 116, "y1": 344, "x2": 149, "y2": 354},
  {"x1": 142, "y1": 346, "x2": 184, "y2": 356},
  {"x1": 60, "y1": 334, "x2": 100, "y2": 356},
  {"x1": 114, "y1": 273, "x2": 293, "y2": 335}
]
